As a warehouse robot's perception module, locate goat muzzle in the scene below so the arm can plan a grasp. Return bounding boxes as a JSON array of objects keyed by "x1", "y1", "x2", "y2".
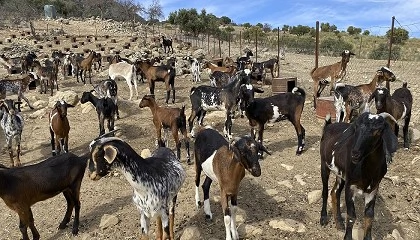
[
  {"x1": 249, "y1": 165, "x2": 261, "y2": 177},
  {"x1": 89, "y1": 171, "x2": 102, "y2": 181}
]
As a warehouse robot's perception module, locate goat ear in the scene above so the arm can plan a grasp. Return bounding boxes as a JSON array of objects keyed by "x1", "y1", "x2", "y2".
[
  {"x1": 103, "y1": 145, "x2": 118, "y2": 164},
  {"x1": 258, "y1": 142, "x2": 271, "y2": 155},
  {"x1": 368, "y1": 91, "x2": 375, "y2": 103},
  {"x1": 382, "y1": 122, "x2": 398, "y2": 157},
  {"x1": 67, "y1": 104, "x2": 75, "y2": 108}
]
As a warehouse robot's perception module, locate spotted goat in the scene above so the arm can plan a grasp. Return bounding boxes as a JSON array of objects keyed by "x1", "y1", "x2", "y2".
[{"x1": 0, "y1": 73, "x2": 37, "y2": 111}]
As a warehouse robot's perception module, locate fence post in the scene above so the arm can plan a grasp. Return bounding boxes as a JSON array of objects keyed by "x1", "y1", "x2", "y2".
[
  {"x1": 228, "y1": 34, "x2": 231, "y2": 57},
  {"x1": 387, "y1": 16, "x2": 395, "y2": 90},
  {"x1": 315, "y1": 21, "x2": 320, "y2": 69},
  {"x1": 277, "y1": 26, "x2": 280, "y2": 77},
  {"x1": 239, "y1": 31, "x2": 242, "y2": 52},
  {"x1": 255, "y1": 30, "x2": 258, "y2": 62},
  {"x1": 207, "y1": 34, "x2": 210, "y2": 54},
  {"x1": 218, "y1": 37, "x2": 222, "y2": 58}
]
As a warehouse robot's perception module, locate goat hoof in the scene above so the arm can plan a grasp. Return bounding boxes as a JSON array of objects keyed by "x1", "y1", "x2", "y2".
[
  {"x1": 58, "y1": 223, "x2": 67, "y2": 230},
  {"x1": 320, "y1": 216, "x2": 328, "y2": 226},
  {"x1": 187, "y1": 160, "x2": 193, "y2": 165},
  {"x1": 205, "y1": 214, "x2": 212, "y2": 220},
  {"x1": 336, "y1": 218, "x2": 345, "y2": 230},
  {"x1": 72, "y1": 227, "x2": 79, "y2": 235}
]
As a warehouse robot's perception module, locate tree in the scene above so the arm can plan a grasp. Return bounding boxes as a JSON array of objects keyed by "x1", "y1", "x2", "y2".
[
  {"x1": 321, "y1": 22, "x2": 331, "y2": 32},
  {"x1": 386, "y1": 27, "x2": 409, "y2": 44},
  {"x1": 363, "y1": 30, "x2": 370, "y2": 36},
  {"x1": 242, "y1": 22, "x2": 251, "y2": 28},
  {"x1": 146, "y1": 0, "x2": 163, "y2": 22},
  {"x1": 347, "y1": 26, "x2": 362, "y2": 35},
  {"x1": 290, "y1": 25, "x2": 311, "y2": 36},
  {"x1": 282, "y1": 25, "x2": 290, "y2": 32},
  {"x1": 369, "y1": 43, "x2": 401, "y2": 60},
  {"x1": 220, "y1": 16, "x2": 231, "y2": 25},
  {"x1": 256, "y1": 23, "x2": 263, "y2": 28},
  {"x1": 262, "y1": 23, "x2": 272, "y2": 33}
]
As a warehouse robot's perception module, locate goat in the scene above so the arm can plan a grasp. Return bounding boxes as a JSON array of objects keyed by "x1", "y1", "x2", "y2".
[
  {"x1": 203, "y1": 61, "x2": 236, "y2": 75},
  {"x1": 49, "y1": 100, "x2": 75, "y2": 156},
  {"x1": 0, "y1": 54, "x2": 12, "y2": 70},
  {"x1": 0, "y1": 99, "x2": 24, "y2": 167},
  {"x1": 137, "y1": 59, "x2": 176, "y2": 104},
  {"x1": 193, "y1": 127, "x2": 270, "y2": 240},
  {"x1": 209, "y1": 71, "x2": 232, "y2": 88},
  {"x1": 368, "y1": 82, "x2": 413, "y2": 149},
  {"x1": 139, "y1": 94, "x2": 190, "y2": 163},
  {"x1": 88, "y1": 135, "x2": 186, "y2": 240},
  {"x1": 243, "y1": 87, "x2": 306, "y2": 155},
  {"x1": 186, "y1": 57, "x2": 201, "y2": 83},
  {"x1": 310, "y1": 50, "x2": 355, "y2": 109},
  {"x1": 0, "y1": 73, "x2": 37, "y2": 110},
  {"x1": 188, "y1": 70, "x2": 251, "y2": 140},
  {"x1": 108, "y1": 61, "x2": 138, "y2": 100},
  {"x1": 334, "y1": 67, "x2": 396, "y2": 123},
  {"x1": 81, "y1": 91, "x2": 116, "y2": 136},
  {"x1": 70, "y1": 53, "x2": 84, "y2": 78},
  {"x1": 92, "y1": 52, "x2": 102, "y2": 71},
  {"x1": 20, "y1": 52, "x2": 37, "y2": 74},
  {"x1": 77, "y1": 50, "x2": 96, "y2": 84},
  {"x1": 93, "y1": 79, "x2": 120, "y2": 119},
  {"x1": 162, "y1": 36, "x2": 174, "y2": 54},
  {"x1": 260, "y1": 58, "x2": 279, "y2": 79},
  {"x1": 319, "y1": 112, "x2": 398, "y2": 240},
  {"x1": 0, "y1": 152, "x2": 88, "y2": 240},
  {"x1": 33, "y1": 60, "x2": 56, "y2": 96},
  {"x1": 237, "y1": 50, "x2": 253, "y2": 64}
]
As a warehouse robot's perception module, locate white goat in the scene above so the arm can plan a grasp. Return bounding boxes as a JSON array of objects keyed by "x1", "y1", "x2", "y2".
[
  {"x1": 190, "y1": 58, "x2": 201, "y2": 83},
  {"x1": 108, "y1": 61, "x2": 138, "y2": 100}
]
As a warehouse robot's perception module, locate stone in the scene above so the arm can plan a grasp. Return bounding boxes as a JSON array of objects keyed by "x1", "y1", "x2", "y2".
[
  {"x1": 269, "y1": 219, "x2": 306, "y2": 232},
  {"x1": 180, "y1": 226, "x2": 201, "y2": 240},
  {"x1": 307, "y1": 190, "x2": 322, "y2": 204},
  {"x1": 140, "y1": 149, "x2": 151, "y2": 158},
  {"x1": 48, "y1": 90, "x2": 79, "y2": 107},
  {"x1": 391, "y1": 229, "x2": 404, "y2": 240},
  {"x1": 280, "y1": 164, "x2": 294, "y2": 171},
  {"x1": 99, "y1": 214, "x2": 119, "y2": 230},
  {"x1": 278, "y1": 180, "x2": 293, "y2": 189},
  {"x1": 81, "y1": 103, "x2": 95, "y2": 113},
  {"x1": 33, "y1": 100, "x2": 47, "y2": 108},
  {"x1": 237, "y1": 224, "x2": 263, "y2": 237},
  {"x1": 294, "y1": 174, "x2": 306, "y2": 186},
  {"x1": 29, "y1": 108, "x2": 46, "y2": 119},
  {"x1": 266, "y1": 188, "x2": 278, "y2": 196}
]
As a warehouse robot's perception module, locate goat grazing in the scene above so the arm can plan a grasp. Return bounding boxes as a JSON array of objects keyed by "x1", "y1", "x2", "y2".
[
  {"x1": 93, "y1": 79, "x2": 120, "y2": 119},
  {"x1": 77, "y1": 50, "x2": 96, "y2": 84},
  {"x1": 310, "y1": 50, "x2": 355, "y2": 109},
  {"x1": 89, "y1": 135, "x2": 186, "y2": 240},
  {"x1": 139, "y1": 94, "x2": 190, "y2": 163},
  {"x1": 334, "y1": 66, "x2": 396, "y2": 122},
  {"x1": 49, "y1": 100, "x2": 75, "y2": 156},
  {"x1": 188, "y1": 70, "x2": 251, "y2": 140},
  {"x1": 0, "y1": 99, "x2": 24, "y2": 167},
  {"x1": 81, "y1": 91, "x2": 117, "y2": 136},
  {"x1": 0, "y1": 152, "x2": 88, "y2": 240},
  {"x1": 320, "y1": 112, "x2": 398, "y2": 240},
  {"x1": 194, "y1": 127, "x2": 270, "y2": 240},
  {"x1": 162, "y1": 36, "x2": 173, "y2": 54},
  {"x1": 0, "y1": 73, "x2": 37, "y2": 110},
  {"x1": 137, "y1": 59, "x2": 176, "y2": 104},
  {"x1": 243, "y1": 87, "x2": 306, "y2": 155},
  {"x1": 109, "y1": 61, "x2": 138, "y2": 101},
  {"x1": 369, "y1": 82, "x2": 413, "y2": 149}
]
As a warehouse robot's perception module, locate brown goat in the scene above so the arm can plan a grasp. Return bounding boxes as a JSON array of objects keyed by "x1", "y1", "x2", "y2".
[
  {"x1": 49, "y1": 100, "x2": 75, "y2": 156},
  {"x1": 203, "y1": 60, "x2": 237, "y2": 75},
  {"x1": 0, "y1": 153, "x2": 88, "y2": 240},
  {"x1": 77, "y1": 50, "x2": 96, "y2": 84},
  {"x1": 139, "y1": 94, "x2": 190, "y2": 163},
  {"x1": 310, "y1": 50, "x2": 355, "y2": 109},
  {"x1": 136, "y1": 60, "x2": 176, "y2": 104},
  {"x1": 33, "y1": 60, "x2": 56, "y2": 96}
]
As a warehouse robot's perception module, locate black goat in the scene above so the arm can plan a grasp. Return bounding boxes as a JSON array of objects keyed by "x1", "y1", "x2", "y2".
[
  {"x1": 320, "y1": 112, "x2": 398, "y2": 240},
  {"x1": 162, "y1": 36, "x2": 173, "y2": 54},
  {"x1": 188, "y1": 70, "x2": 251, "y2": 140},
  {"x1": 369, "y1": 82, "x2": 413, "y2": 149},
  {"x1": 260, "y1": 58, "x2": 279, "y2": 79},
  {"x1": 80, "y1": 91, "x2": 116, "y2": 136},
  {"x1": 20, "y1": 51, "x2": 37, "y2": 74},
  {"x1": 0, "y1": 153, "x2": 88, "y2": 240},
  {"x1": 243, "y1": 87, "x2": 306, "y2": 155},
  {"x1": 93, "y1": 79, "x2": 120, "y2": 119}
]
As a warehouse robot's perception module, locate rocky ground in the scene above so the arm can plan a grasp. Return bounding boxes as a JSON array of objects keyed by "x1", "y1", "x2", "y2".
[{"x1": 0, "y1": 19, "x2": 419, "y2": 240}]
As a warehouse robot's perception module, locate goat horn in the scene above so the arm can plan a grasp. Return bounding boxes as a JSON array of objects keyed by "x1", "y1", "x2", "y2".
[{"x1": 378, "y1": 112, "x2": 397, "y2": 124}]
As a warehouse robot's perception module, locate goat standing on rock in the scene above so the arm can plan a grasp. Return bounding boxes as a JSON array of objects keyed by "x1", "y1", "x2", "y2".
[
  {"x1": 89, "y1": 135, "x2": 185, "y2": 240},
  {"x1": 320, "y1": 112, "x2": 398, "y2": 240}
]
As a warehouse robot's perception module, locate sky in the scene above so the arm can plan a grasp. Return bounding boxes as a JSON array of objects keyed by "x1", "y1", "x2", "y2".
[{"x1": 138, "y1": 0, "x2": 420, "y2": 38}]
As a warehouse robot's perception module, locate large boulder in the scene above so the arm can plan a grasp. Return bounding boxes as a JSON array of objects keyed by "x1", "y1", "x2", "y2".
[{"x1": 48, "y1": 90, "x2": 79, "y2": 107}]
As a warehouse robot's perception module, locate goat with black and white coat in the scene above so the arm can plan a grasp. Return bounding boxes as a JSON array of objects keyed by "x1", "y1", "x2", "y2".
[
  {"x1": 93, "y1": 79, "x2": 120, "y2": 119},
  {"x1": 320, "y1": 112, "x2": 398, "y2": 240},
  {"x1": 194, "y1": 127, "x2": 270, "y2": 240},
  {"x1": 0, "y1": 73, "x2": 37, "y2": 111},
  {"x1": 89, "y1": 135, "x2": 185, "y2": 240},
  {"x1": 162, "y1": 36, "x2": 174, "y2": 54},
  {"x1": 243, "y1": 87, "x2": 306, "y2": 155},
  {"x1": 369, "y1": 82, "x2": 413, "y2": 149},
  {"x1": 0, "y1": 99, "x2": 24, "y2": 167},
  {"x1": 188, "y1": 57, "x2": 201, "y2": 83},
  {"x1": 188, "y1": 70, "x2": 251, "y2": 140}
]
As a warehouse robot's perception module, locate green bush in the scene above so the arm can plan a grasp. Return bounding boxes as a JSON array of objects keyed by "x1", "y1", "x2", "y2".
[
  {"x1": 368, "y1": 43, "x2": 401, "y2": 60},
  {"x1": 319, "y1": 38, "x2": 354, "y2": 56}
]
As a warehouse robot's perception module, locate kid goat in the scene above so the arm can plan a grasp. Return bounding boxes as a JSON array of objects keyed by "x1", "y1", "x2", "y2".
[
  {"x1": 320, "y1": 112, "x2": 398, "y2": 240},
  {"x1": 139, "y1": 94, "x2": 191, "y2": 163},
  {"x1": 310, "y1": 50, "x2": 355, "y2": 109},
  {"x1": 89, "y1": 135, "x2": 186, "y2": 240},
  {"x1": 0, "y1": 99, "x2": 24, "y2": 167},
  {"x1": 243, "y1": 87, "x2": 306, "y2": 155},
  {"x1": 369, "y1": 82, "x2": 413, "y2": 149},
  {"x1": 194, "y1": 127, "x2": 270, "y2": 240},
  {"x1": 0, "y1": 152, "x2": 88, "y2": 240},
  {"x1": 49, "y1": 100, "x2": 75, "y2": 156}
]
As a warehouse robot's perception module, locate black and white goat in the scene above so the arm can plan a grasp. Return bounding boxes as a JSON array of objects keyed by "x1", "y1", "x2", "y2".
[
  {"x1": 188, "y1": 57, "x2": 201, "y2": 83},
  {"x1": 368, "y1": 82, "x2": 413, "y2": 149},
  {"x1": 93, "y1": 79, "x2": 120, "y2": 119},
  {"x1": 0, "y1": 99, "x2": 24, "y2": 167},
  {"x1": 194, "y1": 127, "x2": 270, "y2": 240},
  {"x1": 0, "y1": 73, "x2": 37, "y2": 111},
  {"x1": 188, "y1": 70, "x2": 251, "y2": 140},
  {"x1": 88, "y1": 135, "x2": 186, "y2": 240},
  {"x1": 243, "y1": 87, "x2": 306, "y2": 155},
  {"x1": 162, "y1": 36, "x2": 174, "y2": 54},
  {"x1": 81, "y1": 91, "x2": 117, "y2": 136},
  {"x1": 320, "y1": 112, "x2": 398, "y2": 240},
  {"x1": 209, "y1": 70, "x2": 232, "y2": 87}
]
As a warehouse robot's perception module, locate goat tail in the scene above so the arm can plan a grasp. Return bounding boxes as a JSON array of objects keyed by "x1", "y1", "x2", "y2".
[
  {"x1": 190, "y1": 87, "x2": 196, "y2": 94},
  {"x1": 310, "y1": 67, "x2": 317, "y2": 76},
  {"x1": 402, "y1": 82, "x2": 408, "y2": 88},
  {"x1": 291, "y1": 87, "x2": 306, "y2": 99}
]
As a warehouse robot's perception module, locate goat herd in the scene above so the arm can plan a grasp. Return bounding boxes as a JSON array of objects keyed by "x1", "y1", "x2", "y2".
[{"x1": 0, "y1": 41, "x2": 414, "y2": 240}]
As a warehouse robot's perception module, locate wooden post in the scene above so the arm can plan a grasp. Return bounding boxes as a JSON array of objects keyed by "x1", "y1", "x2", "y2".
[
  {"x1": 315, "y1": 21, "x2": 320, "y2": 69},
  {"x1": 277, "y1": 27, "x2": 280, "y2": 77},
  {"x1": 386, "y1": 16, "x2": 395, "y2": 90},
  {"x1": 255, "y1": 30, "x2": 258, "y2": 63},
  {"x1": 228, "y1": 34, "x2": 231, "y2": 57},
  {"x1": 239, "y1": 31, "x2": 242, "y2": 52},
  {"x1": 207, "y1": 34, "x2": 210, "y2": 54},
  {"x1": 218, "y1": 37, "x2": 221, "y2": 58}
]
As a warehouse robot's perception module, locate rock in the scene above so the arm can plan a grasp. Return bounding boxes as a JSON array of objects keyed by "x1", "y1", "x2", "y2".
[
  {"x1": 307, "y1": 190, "x2": 322, "y2": 204},
  {"x1": 99, "y1": 214, "x2": 119, "y2": 230},
  {"x1": 411, "y1": 128, "x2": 420, "y2": 141},
  {"x1": 294, "y1": 174, "x2": 306, "y2": 185},
  {"x1": 48, "y1": 90, "x2": 79, "y2": 107},
  {"x1": 391, "y1": 229, "x2": 404, "y2": 240},
  {"x1": 29, "y1": 108, "x2": 46, "y2": 119},
  {"x1": 237, "y1": 224, "x2": 263, "y2": 237},
  {"x1": 269, "y1": 219, "x2": 306, "y2": 232},
  {"x1": 180, "y1": 226, "x2": 201, "y2": 240},
  {"x1": 280, "y1": 164, "x2": 294, "y2": 171},
  {"x1": 266, "y1": 189, "x2": 278, "y2": 196},
  {"x1": 141, "y1": 149, "x2": 151, "y2": 158},
  {"x1": 81, "y1": 103, "x2": 94, "y2": 113},
  {"x1": 33, "y1": 100, "x2": 47, "y2": 108},
  {"x1": 278, "y1": 180, "x2": 293, "y2": 189},
  {"x1": 192, "y1": 49, "x2": 205, "y2": 60},
  {"x1": 274, "y1": 196, "x2": 286, "y2": 203}
]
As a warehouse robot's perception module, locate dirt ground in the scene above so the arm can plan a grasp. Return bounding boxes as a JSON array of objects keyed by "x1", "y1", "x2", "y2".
[{"x1": 0, "y1": 20, "x2": 420, "y2": 240}]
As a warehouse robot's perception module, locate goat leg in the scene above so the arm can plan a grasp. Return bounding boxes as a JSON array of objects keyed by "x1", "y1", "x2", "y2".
[
  {"x1": 344, "y1": 187, "x2": 356, "y2": 240},
  {"x1": 50, "y1": 128, "x2": 56, "y2": 156},
  {"x1": 165, "y1": 90, "x2": 170, "y2": 104},
  {"x1": 8, "y1": 145, "x2": 14, "y2": 167},
  {"x1": 172, "y1": 88, "x2": 175, "y2": 104},
  {"x1": 320, "y1": 162, "x2": 330, "y2": 226},
  {"x1": 15, "y1": 143, "x2": 21, "y2": 167},
  {"x1": 331, "y1": 178, "x2": 345, "y2": 230},
  {"x1": 155, "y1": 216, "x2": 163, "y2": 240},
  {"x1": 363, "y1": 191, "x2": 377, "y2": 240}
]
